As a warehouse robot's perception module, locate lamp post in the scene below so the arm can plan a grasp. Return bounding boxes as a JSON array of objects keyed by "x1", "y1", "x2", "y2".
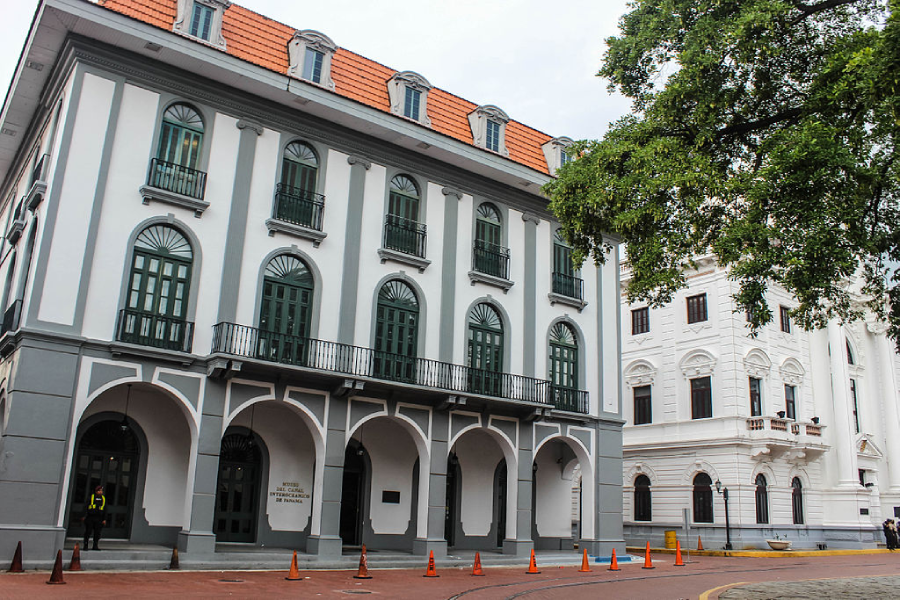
[{"x1": 715, "y1": 479, "x2": 733, "y2": 550}]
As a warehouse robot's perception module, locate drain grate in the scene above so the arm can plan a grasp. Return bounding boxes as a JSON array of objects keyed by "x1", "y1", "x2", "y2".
[
  {"x1": 341, "y1": 591, "x2": 373, "y2": 595},
  {"x1": 218, "y1": 579, "x2": 244, "y2": 583}
]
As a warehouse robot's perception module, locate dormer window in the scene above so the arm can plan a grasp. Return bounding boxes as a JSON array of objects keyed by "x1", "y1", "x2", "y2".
[
  {"x1": 173, "y1": 0, "x2": 229, "y2": 49},
  {"x1": 288, "y1": 30, "x2": 337, "y2": 91},
  {"x1": 387, "y1": 71, "x2": 432, "y2": 126},
  {"x1": 542, "y1": 136, "x2": 575, "y2": 175},
  {"x1": 468, "y1": 105, "x2": 510, "y2": 156}
]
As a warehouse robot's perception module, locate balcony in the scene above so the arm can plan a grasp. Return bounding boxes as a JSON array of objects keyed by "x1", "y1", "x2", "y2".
[
  {"x1": 549, "y1": 271, "x2": 587, "y2": 312},
  {"x1": 116, "y1": 309, "x2": 194, "y2": 353},
  {"x1": 25, "y1": 153, "x2": 49, "y2": 212},
  {"x1": 378, "y1": 215, "x2": 430, "y2": 272},
  {"x1": 746, "y1": 416, "x2": 828, "y2": 461},
  {"x1": 5, "y1": 202, "x2": 25, "y2": 244},
  {"x1": 265, "y1": 184, "x2": 327, "y2": 246},
  {"x1": 0, "y1": 300, "x2": 22, "y2": 336},
  {"x1": 211, "y1": 322, "x2": 590, "y2": 414},
  {"x1": 140, "y1": 158, "x2": 209, "y2": 217},
  {"x1": 468, "y1": 241, "x2": 513, "y2": 292}
]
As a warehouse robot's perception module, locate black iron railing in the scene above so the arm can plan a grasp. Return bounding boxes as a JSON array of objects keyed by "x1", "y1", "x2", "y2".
[
  {"x1": 552, "y1": 272, "x2": 584, "y2": 300},
  {"x1": 551, "y1": 386, "x2": 589, "y2": 413},
  {"x1": 0, "y1": 300, "x2": 22, "y2": 336},
  {"x1": 147, "y1": 158, "x2": 207, "y2": 200},
  {"x1": 211, "y1": 322, "x2": 588, "y2": 412},
  {"x1": 383, "y1": 215, "x2": 426, "y2": 257},
  {"x1": 273, "y1": 184, "x2": 325, "y2": 230},
  {"x1": 31, "y1": 153, "x2": 49, "y2": 186},
  {"x1": 116, "y1": 309, "x2": 194, "y2": 353},
  {"x1": 473, "y1": 241, "x2": 510, "y2": 279}
]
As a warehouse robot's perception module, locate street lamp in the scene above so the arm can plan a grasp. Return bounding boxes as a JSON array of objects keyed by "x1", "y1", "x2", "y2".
[{"x1": 714, "y1": 479, "x2": 733, "y2": 550}]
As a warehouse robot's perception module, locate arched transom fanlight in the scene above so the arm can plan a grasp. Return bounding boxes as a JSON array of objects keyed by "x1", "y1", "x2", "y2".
[
  {"x1": 163, "y1": 103, "x2": 204, "y2": 131},
  {"x1": 550, "y1": 322, "x2": 577, "y2": 347},
  {"x1": 390, "y1": 174, "x2": 419, "y2": 197},
  {"x1": 468, "y1": 303, "x2": 502, "y2": 330},
  {"x1": 284, "y1": 141, "x2": 318, "y2": 166},
  {"x1": 265, "y1": 254, "x2": 313, "y2": 286},
  {"x1": 378, "y1": 280, "x2": 418, "y2": 307},
  {"x1": 477, "y1": 203, "x2": 501, "y2": 224},
  {"x1": 135, "y1": 225, "x2": 193, "y2": 259},
  {"x1": 220, "y1": 432, "x2": 261, "y2": 463}
]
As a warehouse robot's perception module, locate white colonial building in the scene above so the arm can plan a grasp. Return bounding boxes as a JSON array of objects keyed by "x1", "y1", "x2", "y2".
[
  {"x1": 621, "y1": 256, "x2": 900, "y2": 549},
  {"x1": 0, "y1": 0, "x2": 625, "y2": 563}
]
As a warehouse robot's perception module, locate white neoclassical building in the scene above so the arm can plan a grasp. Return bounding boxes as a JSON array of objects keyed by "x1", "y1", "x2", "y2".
[
  {"x1": 0, "y1": 0, "x2": 625, "y2": 563},
  {"x1": 621, "y1": 256, "x2": 900, "y2": 549}
]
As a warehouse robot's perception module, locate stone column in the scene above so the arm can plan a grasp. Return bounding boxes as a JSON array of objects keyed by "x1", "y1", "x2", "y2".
[
  {"x1": 826, "y1": 322, "x2": 859, "y2": 487},
  {"x1": 872, "y1": 325, "x2": 900, "y2": 492},
  {"x1": 336, "y1": 155, "x2": 371, "y2": 345},
  {"x1": 307, "y1": 395, "x2": 348, "y2": 558},
  {"x1": 504, "y1": 420, "x2": 533, "y2": 556},
  {"x1": 412, "y1": 410, "x2": 448, "y2": 557}
]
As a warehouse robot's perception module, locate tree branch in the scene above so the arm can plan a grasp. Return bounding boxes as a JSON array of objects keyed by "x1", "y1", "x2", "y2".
[
  {"x1": 789, "y1": 0, "x2": 862, "y2": 26},
  {"x1": 715, "y1": 107, "x2": 804, "y2": 139}
]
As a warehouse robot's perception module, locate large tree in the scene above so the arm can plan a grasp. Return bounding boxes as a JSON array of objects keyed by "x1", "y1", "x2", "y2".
[{"x1": 546, "y1": 0, "x2": 900, "y2": 345}]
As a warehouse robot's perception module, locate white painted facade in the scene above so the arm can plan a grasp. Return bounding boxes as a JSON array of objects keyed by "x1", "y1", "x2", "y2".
[
  {"x1": 621, "y1": 257, "x2": 900, "y2": 549},
  {"x1": 0, "y1": 0, "x2": 624, "y2": 562}
]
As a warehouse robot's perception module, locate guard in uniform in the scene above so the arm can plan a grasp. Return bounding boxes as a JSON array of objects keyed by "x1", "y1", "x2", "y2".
[{"x1": 82, "y1": 485, "x2": 107, "y2": 550}]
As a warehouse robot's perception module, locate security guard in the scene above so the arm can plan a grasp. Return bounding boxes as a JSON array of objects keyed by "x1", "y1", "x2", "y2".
[{"x1": 82, "y1": 485, "x2": 107, "y2": 550}]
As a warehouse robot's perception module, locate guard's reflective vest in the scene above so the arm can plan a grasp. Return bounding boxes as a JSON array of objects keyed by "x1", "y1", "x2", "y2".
[{"x1": 86, "y1": 494, "x2": 106, "y2": 515}]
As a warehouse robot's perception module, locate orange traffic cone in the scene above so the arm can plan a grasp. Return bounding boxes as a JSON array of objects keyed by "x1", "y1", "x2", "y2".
[
  {"x1": 578, "y1": 548, "x2": 591, "y2": 572},
  {"x1": 674, "y1": 540, "x2": 684, "y2": 566},
  {"x1": 46, "y1": 550, "x2": 66, "y2": 585},
  {"x1": 354, "y1": 545, "x2": 372, "y2": 579},
  {"x1": 472, "y1": 552, "x2": 484, "y2": 576},
  {"x1": 697, "y1": 536, "x2": 704, "y2": 551},
  {"x1": 642, "y1": 541, "x2": 654, "y2": 569},
  {"x1": 168, "y1": 547, "x2": 179, "y2": 570},
  {"x1": 285, "y1": 550, "x2": 301, "y2": 581},
  {"x1": 68, "y1": 544, "x2": 82, "y2": 572},
  {"x1": 8, "y1": 541, "x2": 24, "y2": 573},
  {"x1": 526, "y1": 549, "x2": 540, "y2": 574},
  {"x1": 424, "y1": 550, "x2": 439, "y2": 577},
  {"x1": 608, "y1": 547, "x2": 621, "y2": 571}
]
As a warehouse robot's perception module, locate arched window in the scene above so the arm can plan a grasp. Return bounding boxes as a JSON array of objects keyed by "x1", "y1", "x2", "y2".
[
  {"x1": 257, "y1": 254, "x2": 314, "y2": 365},
  {"x1": 468, "y1": 303, "x2": 503, "y2": 396},
  {"x1": 846, "y1": 340, "x2": 855, "y2": 365},
  {"x1": 384, "y1": 175, "x2": 425, "y2": 257},
  {"x1": 634, "y1": 474, "x2": 651, "y2": 522},
  {"x1": 755, "y1": 474, "x2": 769, "y2": 524},
  {"x1": 374, "y1": 280, "x2": 419, "y2": 382},
  {"x1": 157, "y1": 103, "x2": 204, "y2": 169},
  {"x1": 552, "y1": 228, "x2": 581, "y2": 299},
  {"x1": 693, "y1": 473, "x2": 713, "y2": 523},
  {"x1": 473, "y1": 203, "x2": 509, "y2": 279},
  {"x1": 151, "y1": 103, "x2": 206, "y2": 199},
  {"x1": 792, "y1": 477, "x2": 804, "y2": 524},
  {"x1": 119, "y1": 225, "x2": 194, "y2": 352},
  {"x1": 281, "y1": 142, "x2": 318, "y2": 195},
  {"x1": 549, "y1": 322, "x2": 580, "y2": 411}
]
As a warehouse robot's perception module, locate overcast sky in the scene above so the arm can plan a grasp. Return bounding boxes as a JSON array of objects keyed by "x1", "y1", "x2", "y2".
[{"x1": 0, "y1": 0, "x2": 635, "y2": 141}]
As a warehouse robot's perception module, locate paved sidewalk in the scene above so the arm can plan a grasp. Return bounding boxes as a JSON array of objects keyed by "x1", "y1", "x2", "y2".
[{"x1": 719, "y1": 575, "x2": 900, "y2": 599}]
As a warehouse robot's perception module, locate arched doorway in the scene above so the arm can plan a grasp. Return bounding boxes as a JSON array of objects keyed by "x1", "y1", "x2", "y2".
[
  {"x1": 532, "y1": 437, "x2": 589, "y2": 550},
  {"x1": 467, "y1": 303, "x2": 504, "y2": 396},
  {"x1": 215, "y1": 431, "x2": 262, "y2": 543},
  {"x1": 66, "y1": 419, "x2": 140, "y2": 539},
  {"x1": 340, "y1": 439, "x2": 367, "y2": 546}
]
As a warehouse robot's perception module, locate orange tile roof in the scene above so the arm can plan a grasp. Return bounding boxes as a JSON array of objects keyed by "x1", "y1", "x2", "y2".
[{"x1": 96, "y1": 0, "x2": 554, "y2": 175}]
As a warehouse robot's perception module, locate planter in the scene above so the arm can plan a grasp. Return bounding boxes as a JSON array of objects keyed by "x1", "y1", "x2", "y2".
[{"x1": 766, "y1": 539, "x2": 792, "y2": 551}]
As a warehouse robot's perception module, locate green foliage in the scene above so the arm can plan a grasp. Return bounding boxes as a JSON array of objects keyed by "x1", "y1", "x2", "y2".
[{"x1": 546, "y1": 0, "x2": 900, "y2": 347}]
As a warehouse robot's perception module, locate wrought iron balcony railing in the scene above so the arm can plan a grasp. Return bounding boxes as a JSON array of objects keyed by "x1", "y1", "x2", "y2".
[
  {"x1": 116, "y1": 309, "x2": 194, "y2": 353},
  {"x1": 383, "y1": 215, "x2": 426, "y2": 258},
  {"x1": 472, "y1": 241, "x2": 510, "y2": 280},
  {"x1": 147, "y1": 158, "x2": 207, "y2": 200},
  {"x1": 273, "y1": 183, "x2": 325, "y2": 231},
  {"x1": 212, "y1": 322, "x2": 589, "y2": 413},
  {"x1": 552, "y1": 271, "x2": 584, "y2": 300}
]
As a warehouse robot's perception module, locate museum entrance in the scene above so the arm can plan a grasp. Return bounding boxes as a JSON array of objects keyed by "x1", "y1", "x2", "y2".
[
  {"x1": 214, "y1": 432, "x2": 262, "y2": 543},
  {"x1": 67, "y1": 419, "x2": 140, "y2": 539},
  {"x1": 339, "y1": 440, "x2": 367, "y2": 546}
]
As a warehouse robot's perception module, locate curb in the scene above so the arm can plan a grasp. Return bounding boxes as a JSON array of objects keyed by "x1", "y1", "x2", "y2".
[{"x1": 626, "y1": 546, "x2": 893, "y2": 558}]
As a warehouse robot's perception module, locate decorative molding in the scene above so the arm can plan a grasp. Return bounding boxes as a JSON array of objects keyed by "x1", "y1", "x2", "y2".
[
  {"x1": 441, "y1": 187, "x2": 463, "y2": 200},
  {"x1": 468, "y1": 270, "x2": 514, "y2": 293},
  {"x1": 541, "y1": 136, "x2": 574, "y2": 175},
  {"x1": 387, "y1": 71, "x2": 432, "y2": 126},
  {"x1": 779, "y1": 357, "x2": 805, "y2": 385},
  {"x1": 468, "y1": 104, "x2": 510, "y2": 157},
  {"x1": 139, "y1": 185, "x2": 209, "y2": 218},
  {"x1": 236, "y1": 119, "x2": 263, "y2": 135},
  {"x1": 743, "y1": 348, "x2": 772, "y2": 378},
  {"x1": 624, "y1": 359, "x2": 656, "y2": 387},
  {"x1": 521, "y1": 212, "x2": 540, "y2": 225},
  {"x1": 679, "y1": 349, "x2": 716, "y2": 378},
  {"x1": 287, "y1": 30, "x2": 337, "y2": 91},
  {"x1": 377, "y1": 248, "x2": 431, "y2": 273},
  {"x1": 173, "y1": 0, "x2": 231, "y2": 50},
  {"x1": 347, "y1": 155, "x2": 372, "y2": 170},
  {"x1": 25, "y1": 180, "x2": 47, "y2": 212},
  {"x1": 265, "y1": 218, "x2": 327, "y2": 247},
  {"x1": 5, "y1": 217, "x2": 25, "y2": 244},
  {"x1": 548, "y1": 292, "x2": 586, "y2": 312}
]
